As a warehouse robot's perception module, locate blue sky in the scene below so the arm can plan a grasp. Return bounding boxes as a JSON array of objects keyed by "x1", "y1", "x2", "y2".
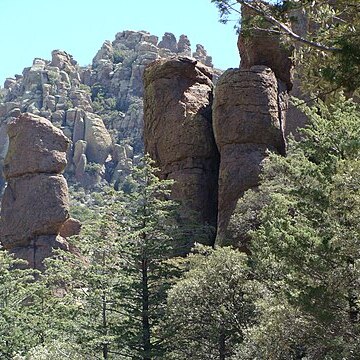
[{"x1": 0, "y1": 0, "x2": 240, "y2": 84}]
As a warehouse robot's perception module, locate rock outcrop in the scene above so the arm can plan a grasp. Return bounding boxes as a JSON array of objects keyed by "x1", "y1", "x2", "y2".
[
  {"x1": 143, "y1": 57, "x2": 219, "y2": 248},
  {"x1": 213, "y1": 66, "x2": 287, "y2": 245},
  {"x1": 237, "y1": 3, "x2": 310, "y2": 138},
  {"x1": 0, "y1": 31, "x2": 216, "y2": 189},
  {"x1": 0, "y1": 113, "x2": 80, "y2": 269},
  {"x1": 237, "y1": 4, "x2": 294, "y2": 91}
]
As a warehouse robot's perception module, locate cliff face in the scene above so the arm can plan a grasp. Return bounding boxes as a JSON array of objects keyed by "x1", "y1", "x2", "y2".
[
  {"x1": 213, "y1": 66, "x2": 287, "y2": 244},
  {"x1": 0, "y1": 31, "x2": 216, "y2": 189}
]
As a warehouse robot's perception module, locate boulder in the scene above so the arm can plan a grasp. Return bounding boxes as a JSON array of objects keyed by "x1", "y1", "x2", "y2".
[
  {"x1": 59, "y1": 218, "x2": 82, "y2": 238},
  {"x1": 0, "y1": 173, "x2": 69, "y2": 248},
  {"x1": 158, "y1": 32, "x2": 178, "y2": 52},
  {"x1": 84, "y1": 113, "x2": 112, "y2": 164},
  {"x1": 238, "y1": 4, "x2": 294, "y2": 90},
  {"x1": 93, "y1": 40, "x2": 114, "y2": 67},
  {"x1": 0, "y1": 114, "x2": 78, "y2": 269},
  {"x1": 177, "y1": 35, "x2": 192, "y2": 56},
  {"x1": 193, "y1": 44, "x2": 213, "y2": 67},
  {"x1": 4, "y1": 113, "x2": 70, "y2": 178}
]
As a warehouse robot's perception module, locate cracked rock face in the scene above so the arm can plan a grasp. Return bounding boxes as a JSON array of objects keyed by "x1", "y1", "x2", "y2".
[
  {"x1": 213, "y1": 66, "x2": 287, "y2": 245},
  {"x1": 143, "y1": 57, "x2": 219, "y2": 249},
  {"x1": 0, "y1": 113, "x2": 80, "y2": 269}
]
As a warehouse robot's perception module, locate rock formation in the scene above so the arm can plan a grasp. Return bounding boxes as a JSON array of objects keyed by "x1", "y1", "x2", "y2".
[
  {"x1": 143, "y1": 57, "x2": 219, "y2": 248},
  {"x1": 141, "y1": 14, "x2": 294, "y2": 248},
  {"x1": 237, "y1": 3, "x2": 310, "y2": 138},
  {"x1": 0, "y1": 31, "x2": 216, "y2": 189},
  {"x1": 213, "y1": 66, "x2": 287, "y2": 245},
  {"x1": 237, "y1": 4, "x2": 294, "y2": 91},
  {"x1": 0, "y1": 113, "x2": 80, "y2": 269}
]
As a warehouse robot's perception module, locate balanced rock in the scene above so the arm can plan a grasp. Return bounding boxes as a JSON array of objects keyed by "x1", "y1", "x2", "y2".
[
  {"x1": 59, "y1": 218, "x2": 82, "y2": 238},
  {"x1": 144, "y1": 57, "x2": 219, "y2": 248},
  {"x1": 158, "y1": 32, "x2": 178, "y2": 52},
  {"x1": 238, "y1": 4, "x2": 294, "y2": 90},
  {"x1": 1, "y1": 174, "x2": 69, "y2": 248},
  {"x1": 213, "y1": 66, "x2": 287, "y2": 245},
  {"x1": 4, "y1": 113, "x2": 69, "y2": 178},
  {"x1": 84, "y1": 112, "x2": 112, "y2": 164},
  {"x1": 0, "y1": 113, "x2": 77, "y2": 269},
  {"x1": 177, "y1": 35, "x2": 192, "y2": 56}
]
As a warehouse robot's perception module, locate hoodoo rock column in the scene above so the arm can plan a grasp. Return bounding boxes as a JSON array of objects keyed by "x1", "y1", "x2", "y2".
[
  {"x1": 0, "y1": 113, "x2": 80, "y2": 269},
  {"x1": 143, "y1": 57, "x2": 219, "y2": 249},
  {"x1": 213, "y1": 66, "x2": 287, "y2": 245}
]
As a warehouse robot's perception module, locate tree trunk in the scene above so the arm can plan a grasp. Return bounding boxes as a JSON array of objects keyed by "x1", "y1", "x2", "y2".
[
  {"x1": 347, "y1": 258, "x2": 359, "y2": 323},
  {"x1": 102, "y1": 250, "x2": 109, "y2": 360},
  {"x1": 142, "y1": 257, "x2": 151, "y2": 360},
  {"x1": 219, "y1": 327, "x2": 226, "y2": 360}
]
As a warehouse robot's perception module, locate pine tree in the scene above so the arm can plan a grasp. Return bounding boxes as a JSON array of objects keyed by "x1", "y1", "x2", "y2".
[
  {"x1": 42, "y1": 156, "x2": 185, "y2": 360},
  {"x1": 113, "y1": 155, "x2": 183, "y2": 359},
  {"x1": 165, "y1": 245, "x2": 255, "y2": 360},
  {"x1": 0, "y1": 250, "x2": 39, "y2": 358}
]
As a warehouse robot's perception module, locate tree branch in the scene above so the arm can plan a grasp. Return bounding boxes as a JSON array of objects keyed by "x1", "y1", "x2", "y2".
[{"x1": 223, "y1": 0, "x2": 342, "y2": 52}]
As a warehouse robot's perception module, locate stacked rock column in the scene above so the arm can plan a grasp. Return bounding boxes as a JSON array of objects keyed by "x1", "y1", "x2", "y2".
[
  {"x1": 212, "y1": 3, "x2": 294, "y2": 246},
  {"x1": 0, "y1": 113, "x2": 79, "y2": 269},
  {"x1": 213, "y1": 66, "x2": 287, "y2": 245},
  {"x1": 143, "y1": 57, "x2": 219, "y2": 251}
]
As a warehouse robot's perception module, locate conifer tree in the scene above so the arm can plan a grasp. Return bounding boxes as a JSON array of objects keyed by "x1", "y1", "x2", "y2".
[
  {"x1": 0, "y1": 250, "x2": 39, "y2": 358},
  {"x1": 165, "y1": 245, "x2": 255, "y2": 360},
  {"x1": 42, "y1": 156, "x2": 184, "y2": 360},
  {"x1": 229, "y1": 96, "x2": 360, "y2": 359}
]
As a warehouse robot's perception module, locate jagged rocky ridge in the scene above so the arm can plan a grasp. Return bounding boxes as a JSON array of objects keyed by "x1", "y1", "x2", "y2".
[{"x1": 0, "y1": 31, "x2": 217, "y2": 189}]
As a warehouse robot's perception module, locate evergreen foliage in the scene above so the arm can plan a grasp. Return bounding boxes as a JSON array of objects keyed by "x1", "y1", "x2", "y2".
[
  {"x1": 229, "y1": 96, "x2": 360, "y2": 359},
  {"x1": 1, "y1": 3, "x2": 360, "y2": 354},
  {"x1": 211, "y1": 0, "x2": 360, "y2": 95},
  {"x1": 41, "y1": 156, "x2": 184, "y2": 359},
  {"x1": 166, "y1": 245, "x2": 255, "y2": 360},
  {"x1": 0, "y1": 252, "x2": 38, "y2": 359}
]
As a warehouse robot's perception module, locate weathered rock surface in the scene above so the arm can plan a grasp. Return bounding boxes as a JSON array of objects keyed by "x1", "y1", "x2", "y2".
[
  {"x1": 0, "y1": 113, "x2": 77, "y2": 269},
  {"x1": 144, "y1": 57, "x2": 219, "y2": 248},
  {"x1": 1, "y1": 173, "x2": 69, "y2": 247},
  {"x1": 193, "y1": 44, "x2": 213, "y2": 68},
  {"x1": 9, "y1": 235, "x2": 70, "y2": 270},
  {"x1": 84, "y1": 113, "x2": 112, "y2": 164},
  {"x1": 213, "y1": 66, "x2": 287, "y2": 244},
  {"x1": 4, "y1": 113, "x2": 69, "y2": 178},
  {"x1": 59, "y1": 218, "x2": 82, "y2": 238}
]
